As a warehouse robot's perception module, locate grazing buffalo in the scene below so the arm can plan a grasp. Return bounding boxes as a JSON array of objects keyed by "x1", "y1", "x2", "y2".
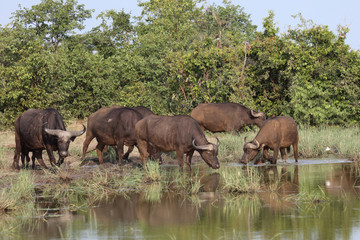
[
  {"x1": 81, "y1": 107, "x2": 143, "y2": 164},
  {"x1": 190, "y1": 103, "x2": 266, "y2": 133},
  {"x1": 240, "y1": 116, "x2": 299, "y2": 164},
  {"x1": 135, "y1": 115, "x2": 220, "y2": 171},
  {"x1": 13, "y1": 108, "x2": 86, "y2": 170}
]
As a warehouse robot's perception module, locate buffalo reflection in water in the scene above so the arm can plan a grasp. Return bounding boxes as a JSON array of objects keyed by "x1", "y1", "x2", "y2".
[{"x1": 257, "y1": 166, "x2": 299, "y2": 213}]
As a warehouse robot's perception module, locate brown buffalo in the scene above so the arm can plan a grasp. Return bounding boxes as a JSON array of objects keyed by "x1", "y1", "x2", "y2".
[
  {"x1": 190, "y1": 103, "x2": 266, "y2": 133},
  {"x1": 13, "y1": 108, "x2": 85, "y2": 170},
  {"x1": 240, "y1": 116, "x2": 299, "y2": 164},
  {"x1": 135, "y1": 115, "x2": 220, "y2": 171},
  {"x1": 104, "y1": 106, "x2": 155, "y2": 160},
  {"x1": 81, "y1": 107, "x2": 143, "y2": 164}
]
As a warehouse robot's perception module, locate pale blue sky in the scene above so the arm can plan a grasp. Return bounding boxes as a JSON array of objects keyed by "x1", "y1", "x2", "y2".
[{"x1": 1, "y1": 0, "x2": 359, "y2": 50}]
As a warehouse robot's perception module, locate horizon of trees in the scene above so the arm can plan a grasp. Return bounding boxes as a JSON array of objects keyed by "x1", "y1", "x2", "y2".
[{"x1": 1, "y1": 0, "x2": 359, "y2": 129}]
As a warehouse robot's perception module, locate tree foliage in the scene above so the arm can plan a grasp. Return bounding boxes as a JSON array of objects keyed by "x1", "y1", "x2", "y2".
[{"x1": 1, "y1": 0, "x2": 359, "y2": 128}]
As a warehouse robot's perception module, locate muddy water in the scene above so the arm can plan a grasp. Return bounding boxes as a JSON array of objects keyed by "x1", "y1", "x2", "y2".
[{"x1": 14, "y1": 160, "x2": 360, "y2": 239}]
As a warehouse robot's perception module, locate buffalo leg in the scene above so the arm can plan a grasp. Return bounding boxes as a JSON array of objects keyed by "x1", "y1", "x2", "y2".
[
  {"x1": 103, "y1": 145, "x2": 109, "y2": 155},
  {"x1": 271, "y1": 147, "x2": 280, "y2": 164},
  {"x1": 13, "y1": 153, "x2": 21, "y2": 170},
  {"x1": 96, "y1": 143, "x2": 105, "y2": 164},
  {"x1": 257, "y1": 146, "x2": 270, "y2": 164},
  {"x1": 137, "y1": 139, "x2": 149, "y2": 167},
  {"x1": 31, "y1": 153, "x2": 37, "y2": 169},
  {"x1": 45, "y1": 148, "x2": 57, "y2": 167},
  {"x1": 32, "y1": 151, "x2": 43, "y2": 169},
  {"x1": 116, "y1": 142, "x2": 125, "y2": 165},
  {"x1": 81, "y1": 134, "x2": 95, "y2": 160},
  {"x1": 176, "y1": 151, "x2": 184, "y2": 172},
  {"x1": 20, "y1": 150, "x2": 28, "y2": 169},
  {"x1": 280, "y1": 148, "x2": 287, "y2": 162},
  {"x1": 262, "y1": 147, "x2": 270, "y2": 163},
  {"x1": 123, "y1": 145, "x2": 134, "y2": 160},
  {"x1": 186, "y1": 150, "x2": 195, "y2": 172},
  {"x1": 13, "y1": 133, "x2": 22, "y2": 170},
  {"x1": 35, "y1": 153, "x2": 48, "y2": 169},
  {"x1": 148, "y1": 145, "x2": 162, "y2": 165},
  {"x1": 24, "y1": 151, "x2": 31, "y2": 169},
  {"x1": 293, "y1": 143, "x2": 299, "y2": 162}
]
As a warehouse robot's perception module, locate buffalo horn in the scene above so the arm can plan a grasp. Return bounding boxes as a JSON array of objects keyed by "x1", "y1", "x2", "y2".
[
  {"x1": 44, "y1": 128, "x2": 64, "y2": 137},
  {"x1": 215, "y1": 137, "x2": 220, "y2": 147},
  {"x1": 45, "y1": 124, "x2": 86, "y2": 137},
  {"x1": 192, "y1": 139, "x2": 213, "y2": 151},
  {"x1": 69, "y1": 124, "x2": 86, "y2": 137},
  {"x1": 250, "y1": 109, "x2": 265, "y2": 118},
  {"x1": 248, "y1": 139, "x2": 260, "y2": 149}
]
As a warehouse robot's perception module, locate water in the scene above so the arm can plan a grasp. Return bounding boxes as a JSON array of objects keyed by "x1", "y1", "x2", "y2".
[{"x1": 8, "y1": 160, "x2": 360, "y2": 239}]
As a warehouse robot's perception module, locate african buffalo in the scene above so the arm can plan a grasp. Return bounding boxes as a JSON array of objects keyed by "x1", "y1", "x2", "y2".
[
  {"x1": 81, "y1": 107, "x2": 143, "y2": 164},
  {"x1": 103, "y1": 106, "x2": 155, "y2": 160},
  {"x1": 135, "y1": 115, "x2": 220, "y2": 171},
  {"x1": 240, "y1": 116, "x2": 299, "y2": 164},
  {"x1": 13, "y1": 108, "x2": 86, "y2": 170},
  {"x1": 190, "y1": 103, "x2": 266, "y2": 133}
]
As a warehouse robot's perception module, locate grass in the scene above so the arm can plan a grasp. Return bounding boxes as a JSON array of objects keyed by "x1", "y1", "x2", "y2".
[
  {"x1": 220, "y1": 166, "x2": 261, "y2": 193},
  {"x1": 144, "y1": 160, "x2": 161, "y2": 182},
  {"x1": 298, "y1": 126, "x2": 360, "y2": 160},
  {"x1": 41, "y1": 165, "x2": 144, "y2": 208},
  {"x1": 0, "y1": 171, "x2": 36, "y2": 212},
  {"x1": 217, "y1": 132, "x2": 255, "y2": 162},
  {"x1": 0, "y1": 147, "x2": 7, "y2": 169},
  {"x1": 0, "y1": 171, "x2": 38, "y2": 237}
]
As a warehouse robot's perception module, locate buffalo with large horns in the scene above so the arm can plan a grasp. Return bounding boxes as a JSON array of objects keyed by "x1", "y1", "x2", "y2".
[
  {"x1": 13, "y1": 108, "x2": 86, "y2": 169},
  {"x1": 135, "y1": 115, "x2": 220, "y2": 171}
]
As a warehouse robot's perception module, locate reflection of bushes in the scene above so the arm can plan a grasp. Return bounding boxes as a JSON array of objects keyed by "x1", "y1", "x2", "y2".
[
  {"x1": 143, "y1": 183, "x2": 163, "y2": 203},
  {"x1": 223, "y1": 194, "x2": 262, "y2": 217},
  {"x1": 164, "y1": 168, "x2": 202, "y2": 195}
]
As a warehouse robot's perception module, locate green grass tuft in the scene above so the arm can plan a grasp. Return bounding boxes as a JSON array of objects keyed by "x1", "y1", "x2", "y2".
[{"x1": 220, "y1": 166, "x2": 261, "y2": 193}]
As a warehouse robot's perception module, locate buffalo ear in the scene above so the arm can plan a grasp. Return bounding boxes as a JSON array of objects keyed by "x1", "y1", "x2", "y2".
[{"x1": 70, "y1": 136, "x2": 76, "y2": 142}]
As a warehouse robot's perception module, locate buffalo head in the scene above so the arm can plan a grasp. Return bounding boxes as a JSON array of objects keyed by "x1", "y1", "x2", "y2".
[
  {"x1": 192, "y1": 137, "x2": 220, "y2": 169},
  {"x1": 250, "y1": 110, "x2": 267, "y2": 127},
  {"x1": 45, "y1": 124, "x2": 86, "y2": 157},
  {"x1": 240, "y1": 138, "x2": 263, "y2": 164}
]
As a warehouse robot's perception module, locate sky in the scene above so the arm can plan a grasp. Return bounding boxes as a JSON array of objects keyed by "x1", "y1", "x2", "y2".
[{"x1": 1, "y1": 0, "x2": 359, "y2": 50}]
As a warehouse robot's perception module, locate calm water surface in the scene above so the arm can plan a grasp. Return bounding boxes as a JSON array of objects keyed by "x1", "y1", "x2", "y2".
[{"x1": 11, "y1": 160, "x2": 360, "y2": 239}]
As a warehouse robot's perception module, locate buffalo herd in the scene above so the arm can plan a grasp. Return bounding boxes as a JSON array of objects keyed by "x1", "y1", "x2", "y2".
[{"x1": 12, "y1": 103, "x2": 299, "y2": 170}]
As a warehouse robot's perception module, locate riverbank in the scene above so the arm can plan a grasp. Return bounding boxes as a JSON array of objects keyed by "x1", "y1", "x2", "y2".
[{"x1": 0, "y1": 126, "x2": 359, "y2": 219}]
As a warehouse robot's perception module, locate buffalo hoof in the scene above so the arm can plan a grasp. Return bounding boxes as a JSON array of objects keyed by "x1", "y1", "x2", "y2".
[{"x1": 13, "y1": 162, "x2": 21, "y2": 170}]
